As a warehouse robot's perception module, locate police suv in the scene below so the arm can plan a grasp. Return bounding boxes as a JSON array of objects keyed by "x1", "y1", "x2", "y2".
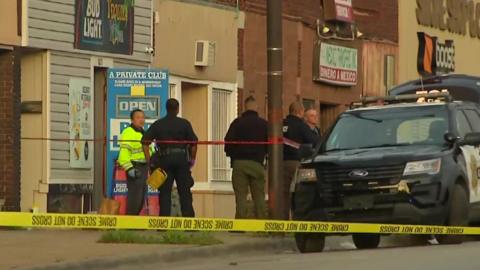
[{"x1": 291, "y1": 89, "x2": 480, "y2": 253}]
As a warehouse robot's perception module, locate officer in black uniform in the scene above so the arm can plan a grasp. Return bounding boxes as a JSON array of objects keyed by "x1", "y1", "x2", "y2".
[
  {"x1": 142, "y1": 98, "x2": 198, "y2": 217},
  {"x1": 282, "y1": 101, "x2": 318, "y2": 220}
]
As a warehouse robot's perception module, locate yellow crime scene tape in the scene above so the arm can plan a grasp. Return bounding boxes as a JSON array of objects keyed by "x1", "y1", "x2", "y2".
[{"x1": 1, "y1": 212, "x2": 480, "y2": 235}]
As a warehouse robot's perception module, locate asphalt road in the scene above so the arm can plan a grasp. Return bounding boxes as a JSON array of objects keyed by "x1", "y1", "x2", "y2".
[{"x1": 115, "y1": 236, "x2": 480, "y2": 270}]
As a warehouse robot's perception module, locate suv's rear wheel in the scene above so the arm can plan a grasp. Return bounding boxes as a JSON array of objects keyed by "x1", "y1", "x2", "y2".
[
  {"x1": 352, "y1": 234, "x2": 381, "y2": 249},
  {"x1": 436, "y1": 184, "x2": 468, "y2": 245},
  {"x1": 295, "y1": 233, "x2": 325, "y2": 253}
]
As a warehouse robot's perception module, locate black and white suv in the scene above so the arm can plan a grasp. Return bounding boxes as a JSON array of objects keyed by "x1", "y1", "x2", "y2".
[{"x1": 291, "y1": 90, "x2": 480, "y2": 253}]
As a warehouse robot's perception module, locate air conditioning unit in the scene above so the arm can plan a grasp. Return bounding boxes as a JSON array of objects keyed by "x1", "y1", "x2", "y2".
[{"x1": 195, "y1": 40, "x2": 215, "y2": 67}]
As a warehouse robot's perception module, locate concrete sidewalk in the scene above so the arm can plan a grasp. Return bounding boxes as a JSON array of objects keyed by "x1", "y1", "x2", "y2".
[
  {"x1": 0, "y1": 229, "x2": 295, "y2": 270},
  {"x1": 0, "y1": 229, "x2": 444, "y2": 270},
  {"x1": 0, "y1": 229, "x2": 172, "y2": 269}
]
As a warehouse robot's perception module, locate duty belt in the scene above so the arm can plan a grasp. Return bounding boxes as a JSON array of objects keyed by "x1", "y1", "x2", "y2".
[
  {"x1": 132, "y1": 161, "x2": 147, "y2": 166},
  {"x1": 159, "y1": 148, "x2": 186, "y2": 156}
]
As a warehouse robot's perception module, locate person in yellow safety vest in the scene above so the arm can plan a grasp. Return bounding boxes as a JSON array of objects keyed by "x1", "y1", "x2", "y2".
[{"x1": 118, "y1": 109, "x2": 149, "y2": 215}]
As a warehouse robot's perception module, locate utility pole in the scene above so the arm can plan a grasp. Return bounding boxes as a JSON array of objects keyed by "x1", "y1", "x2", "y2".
[{"x1": 267, "y1": 0, "x2": 284, "y2": 220}]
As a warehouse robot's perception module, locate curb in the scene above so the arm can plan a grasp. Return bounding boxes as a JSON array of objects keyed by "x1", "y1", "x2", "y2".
[{"x1": 24, "y1": 237, "x2": 296, "y2": 270}]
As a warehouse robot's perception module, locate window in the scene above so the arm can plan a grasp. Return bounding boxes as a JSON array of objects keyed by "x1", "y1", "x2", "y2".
[
  {"x1": 319, "y1": 103, "x2": 338, "y2": 135},
  {"x1": 325, "y1": 105, "x2": 449, "y2": 151},
  {"x1": 211, "y1": 88, "x2": 232, "y2": 181},
  {"x1": 384, "y1": 55, "x2": 396, "y2": 92},
  {"x1": 456, "y1": 111, "x2": 472, "y2": 137},
  {"x1": 397, "y1": 118, "x2": 446, "y2": 144},
  {"x1": 303, "y1": 99, "x2": 315, "y2": 110},
  {"x1": 464, "y1": 109, "x2": 480, "y2": 132},
  {"x1": 169, "y1": 84, "x2": 176, "y2": 98}
]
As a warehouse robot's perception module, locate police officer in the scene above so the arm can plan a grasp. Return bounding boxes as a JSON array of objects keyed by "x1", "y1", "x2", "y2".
[
  {"x1": 118, "y1": 109, "x2": 148, "y2": 215},
  {"x1": 282, "y1": 101, "x2": 318, "y2": 220},
  {"x1": 225, "y1": 96, "x2": 268, "y2": 219},
  {"x1": 142, "y1": 98, "x2": 198, "y2": 217}
]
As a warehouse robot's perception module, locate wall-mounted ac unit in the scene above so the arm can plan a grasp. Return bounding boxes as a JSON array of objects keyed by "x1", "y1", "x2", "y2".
[{"x1": 195, "y1": 40, "x2": 216, "y2": 67}]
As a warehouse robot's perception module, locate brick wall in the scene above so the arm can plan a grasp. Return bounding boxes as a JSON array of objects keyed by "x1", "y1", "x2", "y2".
[
  {"x1": 238, "y1": 28, "x2": 244, "y2": 70},
  {"x1": 209, "y1": 0, "x2": 398, "y2": 128},
  {"x1": 0, "y1": 50, "x2": 21, "y2": 211},
  {"x1": 354, "y1": 0, "x2": 398, "y2": 42},
  {"x1": 215, "y1": 0, "x2": 398, "y2": 42}
]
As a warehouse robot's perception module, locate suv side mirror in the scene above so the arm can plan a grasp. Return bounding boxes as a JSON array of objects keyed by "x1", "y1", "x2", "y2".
[
  {"x1": 444, "y1": 132, "x2": 459, "y2": 144},
  {"x1": 299, "y1": 144, "x2": 314, "y2": 160},
  {"x1": 460, "y1": 132, "x2": 480, "y2": 146}
]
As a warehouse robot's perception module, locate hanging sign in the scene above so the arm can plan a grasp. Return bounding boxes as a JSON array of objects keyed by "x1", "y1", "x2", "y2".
[
  {"x1": 324, "y1": 0, "x2": 354, "y2": 23},
  {"x1": 74, "y1": 0, "x2": 134, "y2": 55}
]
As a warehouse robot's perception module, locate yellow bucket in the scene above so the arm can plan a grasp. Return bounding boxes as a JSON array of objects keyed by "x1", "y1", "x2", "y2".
[{"x1": 147, "y1": 168, "x2": 168, "y2": 189}]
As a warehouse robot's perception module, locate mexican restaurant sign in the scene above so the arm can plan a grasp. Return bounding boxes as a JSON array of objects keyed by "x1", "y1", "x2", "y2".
[
  {"x1": 74, "y1": 0, "x2": 134, "y2": 55},
  {"x1": 315, "y1": 43, "x2": 358, "y2": 86}
]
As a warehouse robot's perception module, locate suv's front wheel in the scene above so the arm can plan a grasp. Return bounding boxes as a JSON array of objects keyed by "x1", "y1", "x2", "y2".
[
  {"x1": 295, "y1": 233, "x2": 325, "y2": 253},
  {"x1": 436, "y1": 184, "x2": 468, "y2": 245},
  {"x1": 352, "y1": 234, "x2": 381, "y2": 249}
]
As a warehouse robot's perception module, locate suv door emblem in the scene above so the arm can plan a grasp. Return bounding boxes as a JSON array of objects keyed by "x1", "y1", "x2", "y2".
[{"x1": 349, "y1": 170, "x2": 369, "y2": 178}]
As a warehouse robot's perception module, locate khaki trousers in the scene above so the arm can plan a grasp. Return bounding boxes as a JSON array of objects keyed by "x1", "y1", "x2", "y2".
[
  {"x1": 232, "y1": 160, "x2": 267, "y2": 219},
  {"x1": 282, "y1": 160, "x2": 300, "y2": 220}
]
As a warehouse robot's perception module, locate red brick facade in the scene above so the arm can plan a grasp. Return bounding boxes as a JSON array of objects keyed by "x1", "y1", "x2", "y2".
[
  {"x1": 215, "y1": 0, "x2": 398, "y2": 42},
  {"x1": 0, "y1": 49, "x2": 21, "y2": 211},
  {"x1": 213, "y1": 0, "x2": 398, "y2": 131},
  {"x1": 354, "y1": 0, "x2": 398, "y2": 42}
]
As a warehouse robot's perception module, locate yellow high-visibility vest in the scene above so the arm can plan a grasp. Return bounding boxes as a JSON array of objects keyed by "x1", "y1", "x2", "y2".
[{"x1": 118, "y1": 126, "x2": 146, "y2": 171}]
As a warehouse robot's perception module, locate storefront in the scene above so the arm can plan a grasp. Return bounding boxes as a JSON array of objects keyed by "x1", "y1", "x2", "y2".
[
  {"x1": 20, "y1": 0, "x2": 154, "y2": 213},
  {"x1": 398, "y1": 0, "x2": 480, "y2": 82},
  {"x1": 153, "y1": 0, "x2": 239, "y2": 218}
]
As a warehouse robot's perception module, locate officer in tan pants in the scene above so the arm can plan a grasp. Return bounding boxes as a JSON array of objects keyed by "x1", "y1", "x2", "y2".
[{"x1": 225, "y1": 96, "x2": 268, "y2": 219}]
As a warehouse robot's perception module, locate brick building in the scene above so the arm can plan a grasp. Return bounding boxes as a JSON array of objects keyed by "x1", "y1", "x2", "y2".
[
  {"x1": 0, "y1": 0, "x2": 21, "y2": 211},
  {"x1": 0, "y1": 51, "x2": 21, "y2": 211},
  {"x1": 216, "y1": 0, "x2": 399, "y2": 133}
]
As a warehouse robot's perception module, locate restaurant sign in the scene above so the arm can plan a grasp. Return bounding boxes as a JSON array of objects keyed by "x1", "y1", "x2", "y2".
[
  {"x1": 315, "y1": 43, "x2": 358, "y2": 86},
  {"x1": 74, "y1": 0, "x2": 134, "y2": 55}
]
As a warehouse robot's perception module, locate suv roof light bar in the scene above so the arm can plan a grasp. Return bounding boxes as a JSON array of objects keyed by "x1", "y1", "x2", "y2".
[{"x1": 350, "y1": 92, "x2": 452, "y2": 109}]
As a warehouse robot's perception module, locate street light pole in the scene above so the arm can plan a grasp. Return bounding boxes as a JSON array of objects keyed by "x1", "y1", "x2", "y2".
[{"x1": 267, "y1": 0, "x2": 284, "y2": 220}]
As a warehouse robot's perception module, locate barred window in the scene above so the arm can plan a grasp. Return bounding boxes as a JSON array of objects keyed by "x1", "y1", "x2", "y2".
[
  {"x1": 211, "y1": 88, "x2": 232, "y2": 181},
  {"x1": 169, "y1": 84, "x2": 176, "y2": 99}
]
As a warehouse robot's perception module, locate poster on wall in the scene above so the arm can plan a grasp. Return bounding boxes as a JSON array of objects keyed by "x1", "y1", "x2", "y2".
[
  {"x1": 106, "y1": 68, "x2": 169, "y2": 214},
  {"x1": 314, "y1": 43, "x2": 358, "y2": 86},
  {"x1": 69, "y1": 78, "x2": 93, "y2": 168},
  {"x1": 74, "y1": 0, "x2": 134, "y2": 55}
]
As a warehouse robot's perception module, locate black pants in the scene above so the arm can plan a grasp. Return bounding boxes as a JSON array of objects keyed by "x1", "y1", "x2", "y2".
[
  {"x1": 126, "y1": 163, "x2": 148, "y2": 215},
  {"x1": 157, "y1": 153, "x2": 195, "y2": 217}
]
